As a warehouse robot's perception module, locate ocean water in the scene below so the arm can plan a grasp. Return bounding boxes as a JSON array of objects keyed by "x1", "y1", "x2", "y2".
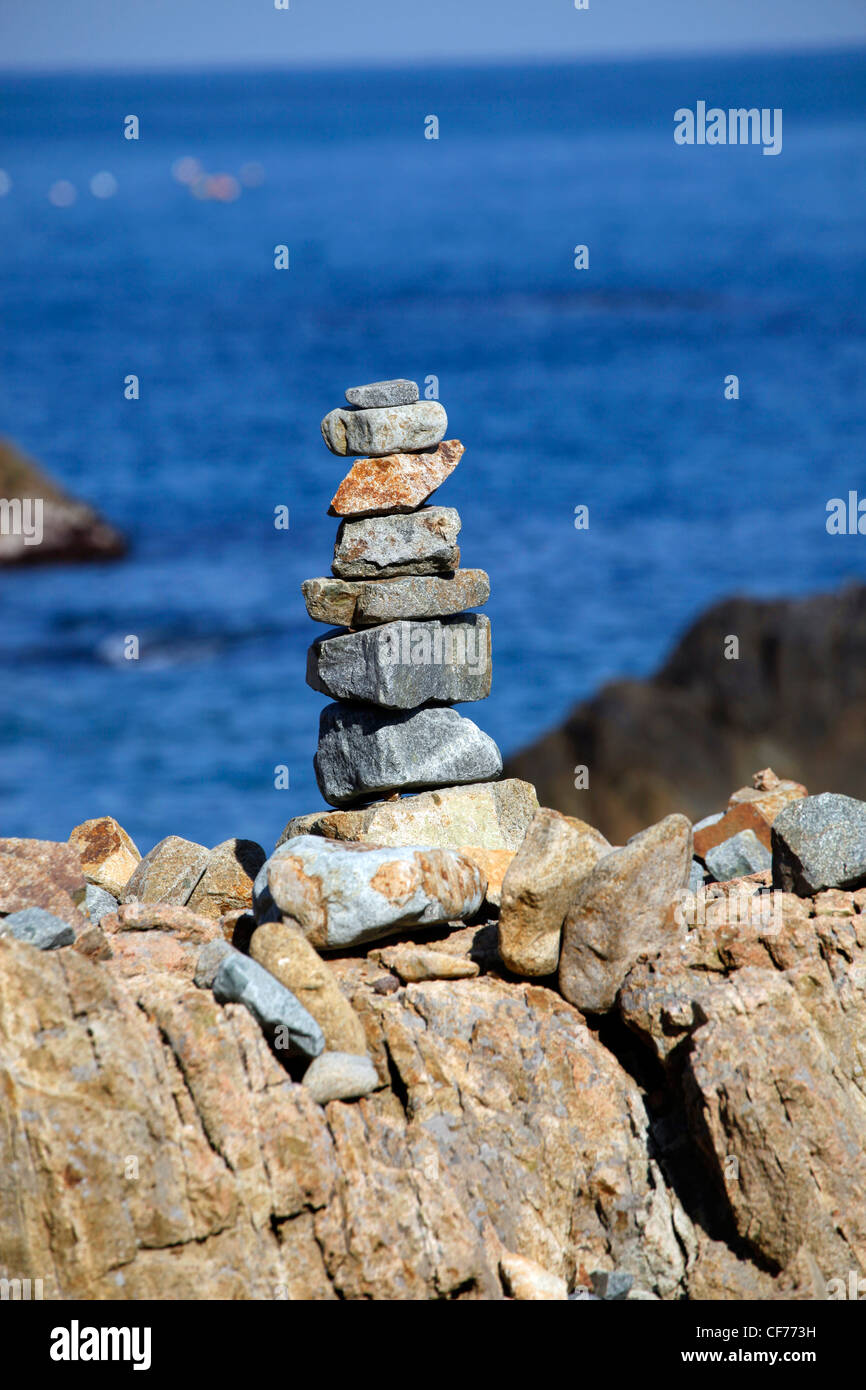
[{"x1": 0, "y1": 49, "x2": 864, "y2": 853}]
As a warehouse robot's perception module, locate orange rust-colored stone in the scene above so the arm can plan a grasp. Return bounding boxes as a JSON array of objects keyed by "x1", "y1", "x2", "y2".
[{"x1": 328, "y1": 441, "x2": 464, "y2": 518}]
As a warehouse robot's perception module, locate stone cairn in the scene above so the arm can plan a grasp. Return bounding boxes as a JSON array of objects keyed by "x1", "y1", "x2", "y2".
[{"x1": 303, "y1": 377, "x2": 503, "y2": 808}]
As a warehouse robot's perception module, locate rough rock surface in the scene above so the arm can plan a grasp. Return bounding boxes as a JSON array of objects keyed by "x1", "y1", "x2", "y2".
[
  {"x1": 249, "y1": 921, "x2": 367, "y2": 1054},
  {"x1": 559, "y1": 814, "x2": 693, "y2": 1013},
  {"x1": 332, "y1": 507, "x2": 461, "y2": 579},
  {"x1": 302, "y1": 1051, "x2": 380, "y2": 1105},
  {"x1": 505, "y1": 586, "x2": 866, "y2": 843},
  {"x1": 315, "y1": 703, "x2": 503, "y2": 806},
  {"x1": 261, "y1": 836, "x2": 485, "y2": 950},
  {"x1": 499, "y1": 810, "x2": 611, "y2": 977},
  {"x1": 307, "y1": 616, "x2": 491, "y2": 708},
  {"x1": 693, "y1": 801, "x2": 775, "y2": 858},
  {"x1": 704, "y1": 828, "x2": 771, "y2": 882},
  {"x1": 321, "y1": 401, "x2": 447, "y2": 457},
  {"x1": 329, "y1": 441, "x2": 464, "y2": 518},
  {"x1": 0, "y1": 837, "x2": 89, "y2": 934},
  {"x1": 209, "y1": 948, "x2": 325, "y2": 1059},
  {"x1": 69, "y1": 816, "x2": 141, "y2": 898},
  {"x1": 0, "y1": 907, "x2": 75, "y2": 949},
  {"x1": 303, "y1": 570, "x2": 488, "y2": 628},
  {"x1": 345, "y1": 379, "x2": 419, "y2": 409},
  {"x1": 2, "y1": 844, "x2": 860, "y2": 1300},
  {"x1": 186, "y1": 838, "x2": 266, "y2": 919},
  {"x1": 500, "y1": 1251, "x2": 567, "y2": 1301},
  {"x1": 279, "y1": 780, "x2": 538, "y2": 853},
  {"x1": 123, "y1": 835, "x2": 210, "y2": 907},
  {"x1": 369, "y1": 942, "x2": 480, "y2": 982},
  {"x1": 772, "y1": 793, "x2": 866, "y2": 895}
]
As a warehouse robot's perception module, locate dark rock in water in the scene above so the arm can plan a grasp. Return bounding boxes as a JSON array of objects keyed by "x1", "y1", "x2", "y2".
[
  {"x1": 0, "y1": 907, "x2": 75, "y2": 949},
  {"x1": 505, "y1": 585, "x2": 866, "y2": 843},
  {"x1": 0, "y1": 438, "x2": 127, "y2": 567},
  {"x1": 772, "y1": 793, "x2": 866, "y2": 895}
]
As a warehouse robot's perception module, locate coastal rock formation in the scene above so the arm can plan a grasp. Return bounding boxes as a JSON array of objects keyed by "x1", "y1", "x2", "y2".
[
  {"x1": 505, "y1": 585, "x2": 866, "y2": 844},
  {"x1": 0, "y1": 438, "x2": 127, "y2": 567}
]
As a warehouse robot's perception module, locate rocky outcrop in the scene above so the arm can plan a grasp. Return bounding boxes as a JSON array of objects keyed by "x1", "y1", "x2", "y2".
[
  {"x1": 2, "y1": 780, "x2": 866, "y2": 1300},
  {"x1": 505, "y1": 585, "x2": 866, "y2": 844},
  {"x1": 0, "y1": 438, "x2": 127, "y2": 567}
]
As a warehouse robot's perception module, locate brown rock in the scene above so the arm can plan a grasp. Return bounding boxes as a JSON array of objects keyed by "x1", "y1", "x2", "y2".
[
  {"x1": 558, "y1": 814, "x2": 693, "y2": 1014},
  {"x1": 728, "y1": 768, "x2": 808, "y2": 825},
  {"x1": 693, "y1": 801, "x2": 775, "y2": 857},
  {"x1": 0, "y1": 437, "x2": 127, "y2": 568},
  {"x1": 459, "y1": 847, "x2": 514, "y2": 909},
  {"x1": 369, "y1": 943, "x2": 480, "y2": 983},
  {"x1": 278, "y1": 779, "x2": 539, "y2": 854},
  {"x1": 186, "y1": 839, "x2": 266, "y2": 920},
  {"x1": 72, "y1": 924, "x2": 113, "y2": 962},
  {"x1": 328, "y1": 441, "x2": 464, "y2": 518},
  {"x1": 0, "y1": 838, "x2": 89, "y2": 934},
  {"x1": 106, "y1": 901, "x2": 222, "y2": 943},
  {"x1": 68, "y1": 816, "x2": 141, "y2": 898},
  {"x1": 499, "y1": 810, "x2": 610, "y2": 977},
  {"x1": 249, "y1": 921, "x2": 367, "y2": 1055},
  {"x1": 122, "y1": 835, "x2": 209, "y2": 906},
  {"x1": 302, "y1": 569, "x2": 489, "y2": 628}
]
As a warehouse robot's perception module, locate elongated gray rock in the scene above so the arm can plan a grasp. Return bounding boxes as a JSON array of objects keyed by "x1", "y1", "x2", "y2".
[
  {"x1": 85, "y1": 883, "x2": 118, "y2": 924},
  {"x1": 772, "y1": 793, "x2": 866, "y2": 895},
  {"x1": 321, "y1": 401, "x2": 447, "y2": 457},
  {"x1": 307, "y1": 615, "x2": 491, "y2": 708},
  {"x1": 206, "y1": 945, "x2": 324, "y2": 1058},
  {"x1": 303, "y1": 1051, "x2": 380, "y2": 1104},
  {"x1": 262, "y1": 834, "x2": 484, "y2": 949},
  {"x1": 345, "y1": 379, "x2": 419, "y2": 409},
  {"x1": 0, "y1": 907, "x2": 75, "y2": 949},
  {"x1": 704, "y1": 829, "x2": 771, "y2": 883},
  {"x1": 332, "y1": 507, "x2": 461, "y2": 580},
  {"x1": 303, "y1": 570, "x2": 488, "y2": 629},
  {"x1": 315, "y1": 703, "x2": 503, "y2": 806}
]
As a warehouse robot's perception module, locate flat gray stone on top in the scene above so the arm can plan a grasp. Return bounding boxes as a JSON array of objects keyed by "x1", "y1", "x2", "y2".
[
  {"x1": 704, "y1": 829, "x2": 772, "y2": 882},
  {"x1": 314, "y1": 702, "x2": 503, "y2": 807},
  {"x1": 303, "y1": 570, "x2": 489, "y2": 628},
  {"x1": 332, "y1": 507, "x2": 461, "y2": 580},
  {"x1": 772, "y1": 792, "x2": 866, "y2": 895},
  {"x1": 209, "y1": 948, "x2": 324, "y2": 1058},
  {"x1": 345, "y1": 379, "x2": 419, "y2": 409},
  {"x1": 0, "y1": 907, "x2": 75, "y2": 949},
  {"x1": 321, "y1": 401, "x2": 447, "y2": 457},
  {"x1": 306, "y1": 615, "x2": 491, "y2": 708},
  {"x1": 303, "y1": 1051, "x2": 379, "y2": 1104}
]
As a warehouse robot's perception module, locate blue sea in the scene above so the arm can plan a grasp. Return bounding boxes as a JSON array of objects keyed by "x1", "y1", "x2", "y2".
[{"x1": 0, "y1": 49, "x2": 864, "y2": 854}]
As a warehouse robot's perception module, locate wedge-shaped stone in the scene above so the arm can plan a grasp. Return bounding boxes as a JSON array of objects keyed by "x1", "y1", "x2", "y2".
[
  {"x1": 499, "y1": 809, "x2": 611, "y2": 977},
  {"x1": 69, "y1": 816, "x2": 141, "y2": 899},
  {"x1": 332, "y1": 507, "x2": 461, "y2": 579},
  {"x1": 278, "y1": 779, "x2": 538, "y2": 852},
  {"x1": 307, "y1": 615, "x2": 491, "y2": 709},
  {"x1": 260, "y1": 835, "x2": 484, "y2": 949},
  {"x1": 123, "y1": 835, "x2": 210, "y2": 906},
  {"x1": 558, "y1": 814, "x2": 693, "y2": 1014},
  {"x1": 329, "y1": 441, "x2": 463, "y2": 518},
  {"x1": 197, "y1": 941, "x2": 324, "y2": 1058},
  {"x1": 322, "y1": 400, "x2": 447, "y2": 457},
  {"x1": 345, "y1": 379, "x2": 419, "y2": 408},
  {"x1": 303, "y1": 570, "x2": 488, "y2": 628},
  {"x1": 314, "y1": 703, "x2": 503, "y2": 806}
]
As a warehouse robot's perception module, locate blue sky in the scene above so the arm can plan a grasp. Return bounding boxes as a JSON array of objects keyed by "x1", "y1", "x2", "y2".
[{"x1": 1, "y1": 0, "x2": 866, "y2": 70}]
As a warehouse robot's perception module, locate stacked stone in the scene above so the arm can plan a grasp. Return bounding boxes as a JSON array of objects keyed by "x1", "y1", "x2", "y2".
[{"x1": 304, "y1": 378, "x2": 503, "y2": 807}]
